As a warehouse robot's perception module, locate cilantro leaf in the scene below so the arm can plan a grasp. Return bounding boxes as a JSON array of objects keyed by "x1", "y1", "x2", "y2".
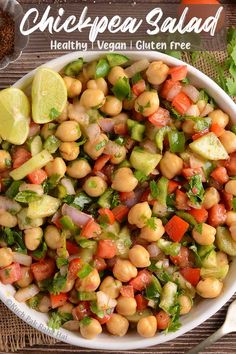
[
  {"x1": 49, "y1": 108, "x2": 60, "y2": 120},
  {"x1": 49, "y1": 273, "x2": 67, "y2": 295},
  {"x1": 150, "y1": 180, "x2": 158, "y2": 199},
  {"x1": 187, "y1": 174, "x2": 205, "y2": 207},
  {"x1": 134, "y1": 170, "x2": 148, "y2": 183},
  {"x1": 48, "y1": 311, "x2": 73, "y2": 330}
]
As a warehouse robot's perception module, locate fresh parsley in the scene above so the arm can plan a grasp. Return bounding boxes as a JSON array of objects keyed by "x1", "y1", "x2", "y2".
[
  {"x1": 49, "y1": 273, "x2": 67, "y2": 295},
  {"x1": 134, "y1": 170, "x2": 148, "y2": 183},
  {"x1": 187, "y1": 174, "x2": 205, "y2": 207},
  {"x1": 48, "y1": 311, "x2": 73, "y2": 330},
  {"x1": 150, "y1": 180, "x2": 158, "y2": 199}
]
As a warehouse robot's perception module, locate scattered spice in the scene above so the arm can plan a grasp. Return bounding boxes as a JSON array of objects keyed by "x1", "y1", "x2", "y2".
[{"x1": 0, "y1": 9, "x2": 15, "y2": 61}]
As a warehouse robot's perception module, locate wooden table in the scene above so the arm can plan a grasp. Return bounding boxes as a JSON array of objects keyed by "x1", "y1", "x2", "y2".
[{"x1": 1, "y1": 1, "x2": 236, "y2": 353}]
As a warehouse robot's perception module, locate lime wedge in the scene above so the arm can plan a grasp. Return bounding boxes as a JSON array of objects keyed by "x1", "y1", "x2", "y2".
[
  {"x1": 0, "y1": 87, "x2": 30, "y2": 145},
  {"x1": 32, "y1": 67, "x2": 67, "y2": 124}
]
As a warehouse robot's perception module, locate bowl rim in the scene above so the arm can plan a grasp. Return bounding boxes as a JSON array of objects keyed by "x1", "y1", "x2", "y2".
[{"x1": 1, "y1": 50, "x2": 236, "y2": 350}]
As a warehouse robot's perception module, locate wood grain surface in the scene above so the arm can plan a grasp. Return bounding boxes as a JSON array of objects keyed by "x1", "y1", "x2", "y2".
[{"x1": 0, "y1": 1, "x2": 236, "y2": 353}]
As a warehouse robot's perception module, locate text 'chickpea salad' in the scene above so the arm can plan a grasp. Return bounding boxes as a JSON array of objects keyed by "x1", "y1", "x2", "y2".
[{"x1": 0, "y1": 53, "x2": 236, "y2": 339}]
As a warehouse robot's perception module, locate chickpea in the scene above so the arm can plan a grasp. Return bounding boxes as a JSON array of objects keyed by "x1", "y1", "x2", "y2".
[
  {"x1": 44, "y1": 225, "x2": 62, "y2": 250},
  {"x1": 41, "y1": 123, "x2": 57, "y2": 140},
  {"x1": 87, "y1": 78, "x2": 108, "y2": 95},
  {"x1": 67, "y1": 159, "x2": 92, "y2": 179},
  {"x1": 108, "y1": 66, "x2": 128, "y2": 86},
  {"x1": 226, "y1": 211, "x2": 236, "y2": 226},
  {"x1": 80, "y1": 318, "x2": 102, "y2": 339},
  {"x1": 38, "y1": 295, "x2": 51, "y2": 313},
  {"x1": 209, "y1": 109, "x2": 229, "y2": 129},
  {"x1": 112, "y1": 167, "x2": 138, "y2": 192},
  {"x1": 55, "y1": 121, "x2": 81, "y2": 142},
  {"x1": 110, "y1": 145, "x2": 126, "y2": 165},
  {"x1": 159, "y1": 152, "x2": 183, "y2": 179},
  {"x1": 45, "y1": 157, "x2": 67, "y2": 179},
  {"x1": 80, "y1": 89, "x2": 105, "y2": 109},
  {"x1": 16, "y1": 267, "x2": 33, "y2": 288},
  {"x1": 192, "y1": 223, "x2": 216, "y2": 246},
  {"x1": 146, "y1": 61, "x2": 169, "y2": 85},
  {"x1": 84, "y1": 134, "x2": 108, "y2": 160},
  {"x1": 63, "y1": 76, "x2": 82, "y2": 98},
  {"x1": 202, "y1": 187, "x2": 220, "y2": 209},
  {"x1": 178, "y1": 295, "x2": 192, "y2": 315},
  {"x1": 0, "y1": 150, "x2": 11, "y2": 171},
  {"x1": 59, "y1": 142, "x2": 80, "y2": 161},
  {"x1": 137, "y1": 316, "x2": 157, "y2": 338},
  {"x1": 128, "y1": 202, "x2": 152, "y2": 228},
  {"x1": 196, "y1": 277, "x2": 223, "y2": 298},
  {"x1": 182, "y1": 119, "x2": 195, "y2": 135},
  {"x1": 0, "y1": 210, "x2": 17, "y2": 228},
  {"x1": 58, "y1": 302, "x2": 74, "y2": 315},
  {"x1": 75, "y1": 268, "x2": 100, "y2": 292},
  {"x1": 83, "y1": 176, "x2": 107, "y2": 197},
  {"x1": 0, "y1": 247, "x2": 13, "y2": 267},
  {"x1": 101, "y1": 96, "x2": 122, "y2": 116},
  {"x1": 99, "y1": 276, "x2": 122, "y2": 299},
  {"x1": 225, "y1": 180, "x2": 236, "y2": 196},
  {"x1": 24, "y1": 227, "x2": 43, "y2": 251},
  {"x1": 219, "y1": 131, "x2": 236, "y2": 154},
  {"x1": 106, "y1": 314, "x2": 129, "y2": 337},
  {"x1": 152, "y1": 201, "x2": 168, "y2": 217},
  {"x1": 134, "y1": 91, "x2": 159, "y2": 117},
  {"x1": 61, "y1": 278, "x2": 75, "y2": 293},
  {"x1": 140, "y1": 218, "x2": 165, "y2": 242},
  {"x1": 57, "y1": 102, "x2": 69, "y2": 123},
  {"x1": 129, "y1": 245, "x2": 151, "y2": 268},
  {"x1": 113, "y1": 259, "x2": 137, "y2": 282},
  {"x1": 116, "y1": 296, "x2": 137, "y2": 316}
]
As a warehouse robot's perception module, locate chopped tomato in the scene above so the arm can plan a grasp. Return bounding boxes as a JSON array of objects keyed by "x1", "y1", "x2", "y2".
[
  {"x1": 210, "y1": 123, "x2": 225, "y2": 137},
  {"x1": 120, "y1": 285, "x2": 134, "y2": 298},
  {"x1": 12, "y1": 148, "x2": 31, "y2": 169},
  {"x1": 189, "y1": 207, "x2": 208, "y2": 223},
  {"x1": 208, "y1": 204, "x2": 227, "y2": 227},
  {"x1": 72, "y1": 301, "x2": 91, "y2": 320},
  {"x1": 129, "y1": 270, "x2": 152, "y2": 291},
  {"x1": 27, "y1": 169, "x2": 47, "y2": 184},
  {"x1": 93, "y1": 257, "x2": 107, "y2": 271},
  {"x1": 225, "y1": 152, "x2": 236, "y2": 176},
  {"x1": 52, "y1": 215, "x2": 62, "y2": 229},
  {"x1": 119, "y1": 191, "x2": 135, "y2": 202},
  {"x1": 66, "y1": 241, "x2": 79, "y2": 255},
  {"x1": 172, "y1": 92, "x2": 191, "y2": 115},
  {"x1": 93, "y1": 154, "x2": 110, "y2": 172},
  {"x1": 96, "y1": 240, "x2": 116, "y2": 259},
  {"x1": 112, "y1": 205, "x2": 129, "y2": 223},
  {"x1": 168, "y1": 180, "x2": 180, "y2": 194},
  {"x1": 211, "y1": 166, "x2": 229, "y2": 184},
  {"x1": 161, "y1": 79, "x2": 176, "y2": 99},
  {"x1": 31, "y1": 259, "x2": 55, "y2": 282},
  {"x1": 180, "y1": 267, "x2": 201, "y2": 287},
  {"x1": 156, "y1": 310, "x2": 171, "y2": 330},
  {"x1": 68, "y1": 258, "x2": 83, "y2": 279},
  {"x1": 182, "y1": 167, "x2": 203, "y2": 179},
  {"x1": 135, "y1": 294, "x2": 148, "y2": 311},
  {"x1": 148, "y1": 108, "x2": 170, "y2": 128},
  {"x1": 114, "y1": 122, "x2": 128, "y2": 135},
  {"x1": 95, "y1": 313, "x2": 112, "y2": 325},
  {"x1": 80, "y1": 219, "x2": 101, "y2": 239},
  {"x1": 50, "y1": 293, "x2": 68, "y2": 309},
  {"x1": 165, "y1": 215, "x2": 189, "y2": 242},
  {"x1": 0, "y1": 263, "x2": 21, "y2": 285},
  {"x1": 132, "y1": 79, "x2": 146, "y2": 96},
  {"x1": 221, "y1": 190, "x2": 233, "y2": 211},
  {"x1": 169, "y1": 65, "x2": 188, "y2": 82},
  {"x1": 98, "y1": 208, "x2": 115, "y2": 225},
  {"x1": 192, "y1": 129, "x2": 209, "y2": 141},
  {"x1": 175, "y1": 190, "x2": 189, "y2": 211},
  {"x1": 170, "y1": 246, "x2": 191, "y2": 268}
]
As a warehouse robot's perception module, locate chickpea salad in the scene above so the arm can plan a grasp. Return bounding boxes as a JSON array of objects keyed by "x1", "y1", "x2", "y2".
[{"x1": 0, "y1": 53, "x2": 236, "y2": 340}]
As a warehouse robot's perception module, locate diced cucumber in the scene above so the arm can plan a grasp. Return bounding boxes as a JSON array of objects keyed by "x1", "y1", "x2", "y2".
[
  {"x1": 173, "y1": 272, "x2": 196, "y2": 298},
  {"x1": 17, "y1": 208, "x2": 43, "y2": 230},
  {"x1": 130, "y1": 147, "x2": 162, "y2": 176},
  {"x1": 189, "y1": 133, "x2": 228, "y2": 160},
  {"x1": 116, "y1": 226, "x2": 132, "y2": 258},
  {"x1": 106, "y1": 53, "x2": 129, "y2": 67},
  {"x1": 157, "y1": 238, "x2": 181, "y2": 256},
  {"x1": 131, "y1": 123, "x2": 145, "y2": 142},
  {"x1": 30, "y1": 135, "x2": 43, "y2": 156},
  {"x1": 27, "y1": 195, "x2": 61, "y2": 219},
  {"x1": 125, "y1": 309, "x2": 152, "y2": 322},
  {"x1": 145, "y1": 275, "x2": 162, "y2": 299},
  {"x1": 155, "y1": 126, "x2": 171, "y2": 152},
  {"x1": 159, "y1": 281, "x2": 177, "y2": 314},
  {"x1": 10, "y1": 150, "x2": 53, "y2": 180},
  {"x1": 201, "y1": 265, "x2": 229, "y2": 280},
  {"x1": 79, "y1": 245, "x2": 97, "y2": 263},
  {"x1": 201, "y1": 250, "x2": 217, "y2": 268},
  {"x1": 98, "y1": 188, "x2": 113, "y2": 208},
  {"x1": 216, "y1": 226, "x2": 236, "y2": 256}
]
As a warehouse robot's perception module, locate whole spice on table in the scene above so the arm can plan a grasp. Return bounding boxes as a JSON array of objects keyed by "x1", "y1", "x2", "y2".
[{"x1": 0, "y1": 9, "x2": 15, "y2": 61}]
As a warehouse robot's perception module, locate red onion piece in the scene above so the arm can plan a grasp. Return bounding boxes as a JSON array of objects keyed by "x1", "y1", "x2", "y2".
[
  {"x1": 182, "y1": 85, "x2": 200, "y2": 103},
  {"x1": 61, "y1": 178, "x2": 75, "y2": 195},
  {"x1": 13, "y1": 252, "x2": 32, "y2": 266},
  {"x1": 166, "y1": 82, "x2": 182, "y2": 101},
  {"x1": 186, "y1": 104, "x2": 200, "y2": 117},
  {"x1": 98, "y1": 118, "x2": 115, "y2": 133},
  {"x1": 124, "y1": 187, "x2": 146, "y2": 208},
  {"x1": 140, "y1": 139, "x2": 158, "y2": 154},
  {"x1": 96, "y1": 291, "x2": 117, "y2": 310},
  {"x1": 0, "y1": 196, "x2": 21, "y2": 213},
  {"x1": 62, "y1": 204, "x2": 92, "y2": 227},
  {"x1": 163, "y1": 259, "x2": 170, "y2": 268},
  {"x1": 14, "y1": 284, "x2": 40, "y2": 302},
  {"x1": 68, "y1": 101, "x2": 89, "y2": 125},
  {"x1": 84, "y1": 123, "x2": 101, "y2": 140},
  {"x1": 147, "y1": 243, "x2": 161, "y2": 258},
  {"x1": 28, "y1": 122, "x2": 40, "y2": 137},
  {"x1": 125, "y1": 59, "x2": 150, "y2": 78},
  {"x1": 200, "y1": 103, "x2": 214, "y2": 117}
]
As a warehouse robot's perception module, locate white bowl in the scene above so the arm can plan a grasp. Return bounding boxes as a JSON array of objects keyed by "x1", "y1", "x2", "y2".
[{"x1": 1, "y1": 51, "x2": 236, "y2": 350}]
